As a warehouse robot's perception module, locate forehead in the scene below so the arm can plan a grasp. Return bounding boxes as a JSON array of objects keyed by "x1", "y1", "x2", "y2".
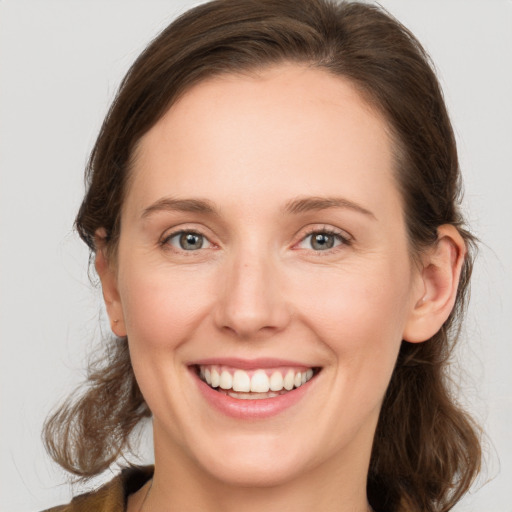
[{"x1": 126, "y1": 64, "x2": 400, "y2": 220}]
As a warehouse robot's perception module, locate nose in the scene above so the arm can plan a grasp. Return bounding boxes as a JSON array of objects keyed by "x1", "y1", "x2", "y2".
[{"x1": 214, "y1": 249, "x2": 291, "y2": 339}]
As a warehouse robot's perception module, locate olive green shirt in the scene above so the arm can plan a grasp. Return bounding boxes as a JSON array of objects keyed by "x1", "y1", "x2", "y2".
[{"x1": 42, "y1": 466, "x2": 154, "y2": 512}]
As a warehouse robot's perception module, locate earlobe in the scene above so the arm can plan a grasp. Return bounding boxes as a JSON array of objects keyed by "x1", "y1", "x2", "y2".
[
  {"x1": 403, "y1": 225, "x2": 466, "y2": 343},
  {"x1": 94, "y1": 229, "x2": 127, "y2": 337}
]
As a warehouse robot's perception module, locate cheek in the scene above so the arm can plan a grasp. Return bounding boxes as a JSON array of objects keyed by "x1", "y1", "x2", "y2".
[
  {"x1": 118, "y1": 262, "x2": 216, "y2": 350},
  {"x1": 290, "y1": 259, "x2": 412, "y2": 362},
  {"x1": 116, "y1": 261, "x2": 219, "y2": 426}
]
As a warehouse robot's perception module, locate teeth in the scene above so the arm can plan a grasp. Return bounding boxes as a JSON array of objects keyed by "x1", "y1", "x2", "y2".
[
  {"x1": 211, "y1": 368, "x2": 220, "y2": 388},
  {"x1": 226, "y1": 390, "x2": 281, "y2": 400},
  {"x1": 198, "y1": 365, "x2": 316, "y2": 397},
  {"x1": 250, "y1": 370, "x2": 270, "y2": 393},
  {"x1": 283, "y1": 370, "x2": 295, "y2": 391},
  {"x1": 219, "y1": 370, "x2": 232, "y2": 390},
  {"x1": 269, "y1": 371, "x2": 284, "y2": 391},
  {"x1": 233, "y1": 370, "x2": 251, "y2": 392}
]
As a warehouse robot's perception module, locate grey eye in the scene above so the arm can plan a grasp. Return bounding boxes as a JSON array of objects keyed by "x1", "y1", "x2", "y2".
[
  {"x1": 180, "y1": 233, "x2": 203, "y2": 250},
  {"x1": 167, "y1": 231, "x2": 209, "y2": 251},
  {"x1": 297, "y1": 231, "x2": 345, "y2": 251},
  {"x1": 310, "y1": 233, "x2": 336, "y2": 250}
]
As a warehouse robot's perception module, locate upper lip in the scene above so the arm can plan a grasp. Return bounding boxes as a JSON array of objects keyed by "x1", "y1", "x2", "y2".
[{"x1": 188, "y1": 357, "x2": 317, "y2": 370}]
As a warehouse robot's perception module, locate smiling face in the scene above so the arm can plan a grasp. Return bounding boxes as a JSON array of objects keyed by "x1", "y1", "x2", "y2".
[{"x1": 99, "y1": 64, "x2": 426, "y2": 493}]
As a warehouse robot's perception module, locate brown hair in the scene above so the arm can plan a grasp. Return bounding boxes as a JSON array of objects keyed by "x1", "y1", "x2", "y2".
[{"x1": 43, "y1": 1, "x2": 481, "y2": 510}]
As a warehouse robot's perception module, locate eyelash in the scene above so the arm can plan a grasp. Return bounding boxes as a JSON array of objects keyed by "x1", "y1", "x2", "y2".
[
  {"x1": 160, "y1": 227, "x2": 352, "y2": 254},
  {"x1": 295, "y1": 227, "x2": 352, "y2": 253},
  {"x1": 160, "y1": 229, "x2": 213, "y2": 253}
]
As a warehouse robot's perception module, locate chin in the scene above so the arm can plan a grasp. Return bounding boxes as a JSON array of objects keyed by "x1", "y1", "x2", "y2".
[
  {"x1": 202, "y1": 454, "x2": 307, "y2": 488},
  {"x1": 188, "y1": 433, "x2": 314, "y2": 488}
]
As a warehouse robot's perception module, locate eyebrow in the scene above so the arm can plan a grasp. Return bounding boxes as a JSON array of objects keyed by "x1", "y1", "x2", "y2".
[
  {"x1": 141, "y1": 195, "x2": 376, "y2": 220},
  {"x1": 283, "y1": 196, "x2": 376, "y2": 219},
  {"x1": 141, "y1": 197, "x2": 219, "y2": 219}
]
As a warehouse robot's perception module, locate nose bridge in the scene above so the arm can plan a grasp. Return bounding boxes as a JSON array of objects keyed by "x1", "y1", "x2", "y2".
[{"x1": 215, "y1": 240, "x2": 289, "y2": 338}]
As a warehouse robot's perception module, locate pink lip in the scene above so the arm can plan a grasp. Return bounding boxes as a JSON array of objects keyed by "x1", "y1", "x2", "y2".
[{"x1": 189, "y1": 365, "x2": 318, "y2": 420}]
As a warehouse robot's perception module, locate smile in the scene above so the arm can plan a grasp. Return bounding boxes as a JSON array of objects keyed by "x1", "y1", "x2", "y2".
[{"x1": 195, "y1": 364, "x2": 317, "y2": 400}]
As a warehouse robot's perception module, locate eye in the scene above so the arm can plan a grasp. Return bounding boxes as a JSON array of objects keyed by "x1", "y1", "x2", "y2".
[
  {"x1": 164, "y1": 231, "x2": 212, "y2": 251},
  {"x1": 297, "y1": 230, "x2": 349, "y2": 251}
]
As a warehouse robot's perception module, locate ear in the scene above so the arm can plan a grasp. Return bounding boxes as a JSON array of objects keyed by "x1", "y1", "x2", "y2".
[
  {"x1": 94, "y1": 229, "x2": 127, "y2": 337},
  {"x1": 403, "y1": 224, "x2": 466, "y2": 343}
]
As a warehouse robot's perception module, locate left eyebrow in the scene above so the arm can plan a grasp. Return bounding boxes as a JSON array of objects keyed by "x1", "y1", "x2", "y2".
[
  {"x1": 283, "y1": 196, "x2": 377, "y2": 220},
  {"x1": 141, "y1": 197, "x2": 220, "y2": 219}
]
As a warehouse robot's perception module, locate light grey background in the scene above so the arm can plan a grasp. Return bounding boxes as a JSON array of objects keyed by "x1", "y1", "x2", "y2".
[{"x1": 1, "y1": 1, "x2": 511, "y2": 511}]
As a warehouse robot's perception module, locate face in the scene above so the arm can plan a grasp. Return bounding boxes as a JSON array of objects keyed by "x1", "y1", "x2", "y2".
[{"x1": 102, "y1": 64, "x2": 425, "y2": 488}]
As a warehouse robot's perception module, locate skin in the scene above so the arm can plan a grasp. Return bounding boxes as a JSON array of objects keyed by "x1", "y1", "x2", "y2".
[{"x1": 96, "y1": 64, "x2": 465, "y2": 512}]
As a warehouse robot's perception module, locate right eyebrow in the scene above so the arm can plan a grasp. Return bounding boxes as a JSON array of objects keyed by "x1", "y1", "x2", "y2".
[
  {"x1": 283, "y1": 196, "x2": 377, "y2": 220},
  {"x1": 141, "y1": 197, "x2": 219, "y2": 219}
]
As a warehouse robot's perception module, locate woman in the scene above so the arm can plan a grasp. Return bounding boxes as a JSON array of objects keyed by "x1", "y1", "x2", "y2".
[{"x1": 43, "y1": 0, "x2": 481, "y2": 511}]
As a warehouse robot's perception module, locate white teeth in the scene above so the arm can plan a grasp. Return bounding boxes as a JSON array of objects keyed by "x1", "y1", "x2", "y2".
[
  {"x1": 211, "y1": 368, "x2": 220, "y2": 388},
  {"x1": 219, "y1": 370, "x2": 232, "y2": 390},
  {"x1": 250, "y1": 370, "x2": 270, "y2": 393},
  {"x1": 227, "y1": 391, "x2": 281, "y2": 400},
  {"x1": 199, "y1": 365, "x2": 316, "y2": 397},
  {"x1": 283, "y1": 370, "x2": 295, "y2": 391},
  {"x1": 232, "y1": 370, "x2": 251, "y2": 392},
  {"x1": 269, "y1": 371, "x2": 284, "y2": 391}
]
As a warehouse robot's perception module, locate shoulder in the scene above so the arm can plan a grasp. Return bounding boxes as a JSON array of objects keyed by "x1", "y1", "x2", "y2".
[{"x1": 41, "y1": 465, "x2": 154, "y2": 512}]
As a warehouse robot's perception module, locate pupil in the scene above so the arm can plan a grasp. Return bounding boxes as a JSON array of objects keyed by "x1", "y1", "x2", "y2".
[
  {"x1": 312, "y1": 233, "x2": 334, "y2": 250},
  {"x1": 180, "y1": 233, "x2": 202, "y2": 250}
]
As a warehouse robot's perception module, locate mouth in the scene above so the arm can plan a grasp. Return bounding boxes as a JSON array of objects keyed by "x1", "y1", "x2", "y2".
[{"x1": 192, "y1": 364, "x2": 321, "y2": 400}]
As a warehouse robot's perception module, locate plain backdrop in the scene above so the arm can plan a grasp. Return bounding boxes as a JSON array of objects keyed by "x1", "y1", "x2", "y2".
[{"x1": 1, "y1": 1, "x2": 511, "y2": 511}]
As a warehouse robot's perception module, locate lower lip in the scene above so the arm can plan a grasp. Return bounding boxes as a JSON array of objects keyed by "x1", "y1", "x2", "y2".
[{"x1": 191, "y1": 369, "x2": 317, "y2": 419}]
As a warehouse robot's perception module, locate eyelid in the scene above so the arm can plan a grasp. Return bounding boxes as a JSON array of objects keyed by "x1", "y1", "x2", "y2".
[
  {"x1": 158, "y1": 224, "x2": 352, "y2": 253},
  {"x1": 160, "y1": 226, "x2": 217, "y2": 252},
  {"x1": 293, "y1": 225, "x2": 353, "y2": 251}
]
